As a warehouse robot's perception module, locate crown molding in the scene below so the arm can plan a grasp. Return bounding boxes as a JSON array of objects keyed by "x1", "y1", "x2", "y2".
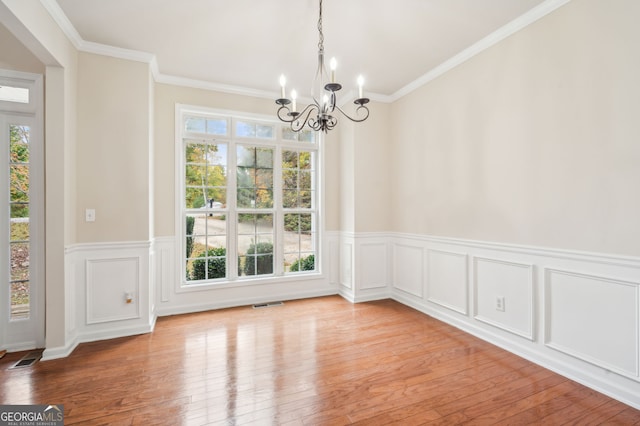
[
  {"x1": 155, "y1": 73, "x2": 277, "y2": 100},
  {"x1": 389, "y1": 0, "x2": 572, "y2": 102},
  {"x1": 40, "y1": 0, "x2": 83, "y2": 49}
]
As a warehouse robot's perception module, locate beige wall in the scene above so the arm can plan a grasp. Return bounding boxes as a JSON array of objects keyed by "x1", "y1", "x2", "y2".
[
  {"x1": 76, "y1": 52, "x2": 152, "y2": 242},
  {"x1": 354, "y1": 102, "x2": 391, "y2": 232},
  {"x1": 390, "y1": 0, "x2": 640, "y2": 257},
  {"x1": 0, "y1": 23, "x2": 44, "y2": 74}
]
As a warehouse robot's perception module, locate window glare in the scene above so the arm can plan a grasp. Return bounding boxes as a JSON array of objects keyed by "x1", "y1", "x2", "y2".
[{"x1": 0, "y1": 86, "x2": 29, "y2": 104}]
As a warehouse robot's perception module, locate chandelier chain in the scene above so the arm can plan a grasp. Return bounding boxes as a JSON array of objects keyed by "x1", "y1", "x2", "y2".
[{"x1": 317, "y1": 0, "x2": 324, "y2": 54}]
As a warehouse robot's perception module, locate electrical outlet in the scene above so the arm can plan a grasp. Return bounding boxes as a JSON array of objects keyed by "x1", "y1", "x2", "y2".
[
  {"x1": 496, "y1": 296, "x2": 505, "y2": 312},
  {"x1": 85, "y1": 208, "x2": 96, "y2": 222}
]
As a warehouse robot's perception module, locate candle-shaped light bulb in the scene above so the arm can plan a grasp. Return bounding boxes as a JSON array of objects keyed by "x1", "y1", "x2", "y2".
[
  {"x1": 291, "y1": 90, "x2": 297, "y2": 112},
  {"x1": 329, "y1": 57, "x2": 337, "y2": 83},
  {"x1": 357, "y1": 75, "x2": 364, "y2": 99},
  {"x1": 279, "y1": 74, "x2": 286, "y2": 98}
]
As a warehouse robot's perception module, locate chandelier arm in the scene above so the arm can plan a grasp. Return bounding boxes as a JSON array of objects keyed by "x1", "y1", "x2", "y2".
[
  {"x1": 276, "y1": 103, "x2": 315, "y2": 123},
  {"x1": 334, "y1": 103, "x2": 370, "y2": 123}
]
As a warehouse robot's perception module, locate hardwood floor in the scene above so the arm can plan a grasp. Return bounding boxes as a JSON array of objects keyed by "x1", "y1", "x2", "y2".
[{"x1": 1, "y1": 296, "x2": 638, "y2": 425}]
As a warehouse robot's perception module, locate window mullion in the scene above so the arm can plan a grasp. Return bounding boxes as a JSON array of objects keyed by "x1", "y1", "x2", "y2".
[
  {"x1": 228, "y1": 136, "x2": 238, "y2": 280},
  {"x1": 274, "y1": 144, "x2": 284, "y2": 276}
]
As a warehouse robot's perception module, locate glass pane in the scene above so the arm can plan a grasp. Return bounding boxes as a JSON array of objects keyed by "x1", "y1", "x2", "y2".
[
  {"x1": 11, "y1": 281, "x2": 29, "y2": 319},
  {"x1": 206, "y1": 144, "x2": 227, "y2": 167},
  {"x1": 10, "y1": 219, "x2": 29, "y2": 242},
  {"x1": 256, "y1": 148, "x2": 273, "y2": 168},
  {"x1": 0, "y1": 85, "x2": 29, "y2": 103},
  {"x1": 186, "y1": 213, "x2": 227, "y2": 281},
  {"x1": 185, "y1": 187, "x2": 206, "y2": 208},
  {"x1": 282, "y1": 169, "x2": 297, "y2": 190},
  {"x1": 299, "y1": 170, "x2": 312, "y2": 190},
  {"x1": 237, "y1": 146, "x2": 255, "y2": 167},
  {"x1": 206, "y1": 214, "x2": 227, "y2": 236},
  {"x1": 299, "y1": 151, "x2": 312, "y2": 170},
  {"x1": 10, "y1": 126, "x2": 30, "y2": 160},
  {"x1": 282, "y1": 150, "x2": 297, "y2": 168},
  {"x1": 283, "y1": 213, "x2": 315, "y2": 273},
  {"x1": 256, "y1": 169, "x2": 273, "y2": 189},
  {"x1": 237, "y1": 189, "x2": 255, "y2": 208},
  {"x1": 10, "y1": 242, "x2": 30, "y2": 281},
  {"x1": 283, "y1": 190, "x2": 297, "y2": 209},
  {"x1": 236, "y1": 121, "x2": 256, "y2": 138},
  {"x1": 255, "y1": 189, "x2": 273, "y2": 208},
  {"x1": 299, "y1": 129, "x2": 316, "y2": 143},
  {"x1": 205, "y1": 188, "x2": 226, "y2": 207},
  {"x1": 185, "y1": 165, "x2": 206, "y2": 186},
  {"x1": 186, "y1": 143, "x2": 207, "y2": 163},
  {"x1": 238, "y1": 213, "x2": 274, "y2": 277},
  {"x1": 206, "y1": 118, "x2": 227, "y2": 135},
  {"x1": 10, "y1": 165, "x2": 29, "y2": 202},
  {"x1": 205, "y1": 165, "x2": 227, "y2": 187},
  {"x1": 256, "y1": 124, "x2": 274, "y2": 139},
  {"x1": 282, "y1": 127, "x2": 296, "y2": 141},
  {"x1": 185, "y1": 116, "x2": 206, "y2": 133},
  {"x1": 10, "y1": 203, "x2": 29, "y2": 218},
  {"x1": 300, "y1": 190, "x2": 313, "y2": 209}
]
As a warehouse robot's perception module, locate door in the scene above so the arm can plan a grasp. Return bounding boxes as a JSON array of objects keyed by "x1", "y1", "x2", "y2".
[{"x1": 0, "y1": 71, "x2": 44, "y2": 351}]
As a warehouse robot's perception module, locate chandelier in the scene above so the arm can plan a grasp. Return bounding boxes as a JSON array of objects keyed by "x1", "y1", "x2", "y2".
[{"x1": 275, "y1": 0, "x2": 370, "y2": 133}]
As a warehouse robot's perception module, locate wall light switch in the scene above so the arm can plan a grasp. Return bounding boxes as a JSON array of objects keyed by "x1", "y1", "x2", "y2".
[{"x1": 85, "y1": 208, "x2": 96, "y2": 222}]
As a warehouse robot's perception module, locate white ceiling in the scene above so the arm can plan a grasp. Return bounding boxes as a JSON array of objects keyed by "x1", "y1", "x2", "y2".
[{"x1": 51, "y1": 0, "x2": 551, "y2": 100}]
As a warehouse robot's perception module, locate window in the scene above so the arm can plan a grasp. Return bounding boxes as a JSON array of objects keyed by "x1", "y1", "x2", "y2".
[
  {"x1": 7, "y1": 125, "x2": 31, "y2": 319},
  {"x1": 178, "y1": 107, "x2": 319, "y2": 286}
]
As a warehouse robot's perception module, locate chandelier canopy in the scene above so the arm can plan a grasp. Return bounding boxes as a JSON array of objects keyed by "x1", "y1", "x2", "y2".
[{"x1": 275, "y1": 0, "x2": 370, "y2": 133}]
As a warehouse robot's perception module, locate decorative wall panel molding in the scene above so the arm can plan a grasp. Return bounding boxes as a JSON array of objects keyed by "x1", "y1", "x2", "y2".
[
  {"x1": 63, "y1": 241, "x2": 153, "y2": 349},
  {"x1": 473, "y1": 257, "x2": 534, "y2": 340},
  {"x1": 427, "y1": 249, "x2": 468, "y2": 314},
  {"x1": 359, "y1": 242, "x2": 389, "y2": 290},
  {"x1": 86, "y1": 257, "x2": 140, "y2": 324},
  {"x1": 393, "y1": 243, "x2": 424, "y2": 298},
  {"x1": 340, "y1": 241, "x2": 354, "y2": 289},
  {"x1": 328, "y1": 233, "x2": 340, "y2": 286},
  {"x1": 545, "y1": 268, "x2": 639, "y2": 380}
]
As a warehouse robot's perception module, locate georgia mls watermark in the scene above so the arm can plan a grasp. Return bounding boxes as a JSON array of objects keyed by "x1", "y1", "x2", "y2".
[{"x1": 0, "y1": 405, "x2": 63, "y2": 426}]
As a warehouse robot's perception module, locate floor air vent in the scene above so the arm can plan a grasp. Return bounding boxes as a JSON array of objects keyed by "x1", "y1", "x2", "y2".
[
  {"x1": 10, "y1": 351, "x2": 42, "y2": 369},
  {"x1": 252, "y1": 301, "x2": 284, "y2": 309}
]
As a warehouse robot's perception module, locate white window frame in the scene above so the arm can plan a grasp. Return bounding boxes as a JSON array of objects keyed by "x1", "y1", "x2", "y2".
[{"x1": 175, "y1": 104, "x2": 322, "y2": 291}]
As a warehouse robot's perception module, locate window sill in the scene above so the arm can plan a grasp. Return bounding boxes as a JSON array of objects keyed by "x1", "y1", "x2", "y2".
[{"x1": 176, "y1": 271, "x2": 326, "y2": 293}]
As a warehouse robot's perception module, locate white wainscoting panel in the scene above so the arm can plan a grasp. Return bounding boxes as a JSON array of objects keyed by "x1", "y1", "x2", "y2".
[
  {"x1": 86, "y1": 257, "x2": 140, "y2": 324},
  {"x1": 393, "y1": 243, "x2": 424, "y2": 298},
  {"x1": 341, "y1": 241, "x2": 354, "y2": 290},
  {"x1": 359, "y1": 242, "x2": 389, "y2": 290},
  {"x1": 328, "y1": 233, "x2": 340, "y2": 286},
  {"x1": 545, "y1": 268, "x2": 639, "y2": 380},
  {"x1": 427, "y1": 249, "x2": 468, "y2": 315},
  {"x1": 474, "y1": 257, "x2": 534, "y2": 340},
  {"x1": 66, "y1": 241, "x2": 153, "y2": 346}
]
